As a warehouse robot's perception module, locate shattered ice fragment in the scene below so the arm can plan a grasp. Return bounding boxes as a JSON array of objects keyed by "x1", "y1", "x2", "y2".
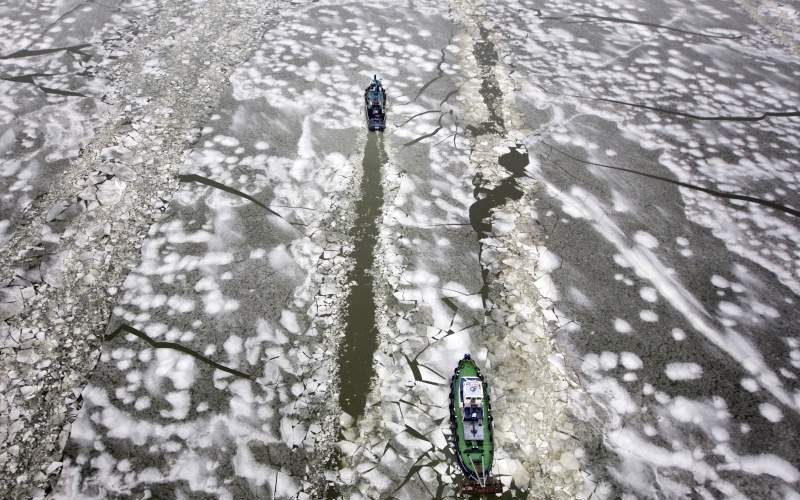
[
  {"x1": 112, "y1": 165, "x2": 137, "y2": 181},
  {"x1": 16, "y1": 349, "x2": 40, "y2": 365},
  {"x1": 96, "y1": 179, "x2": 126, "y2": 205},
  {"x1": 45, "y1": 200, "x2": 74, "y2": 222},
  {"x1": 340, "y1": 467, "x2": 356, "y2": 485},
  {"x1": 537, "y1": 247, "x2": 561, "y2": 273},
  {"x1": 0, "y1": 286, "x2": 24, "y2": 319},
  {"x1": 510, "y1": 459, "x2": 531, "y2": 486},
  {"x1": 339, "y1": 412, "x2": 354, "y2": 429}
]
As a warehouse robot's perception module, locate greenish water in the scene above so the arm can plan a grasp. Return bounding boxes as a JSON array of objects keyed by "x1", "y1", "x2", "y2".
[{"x1": 337, "y1": 132, "x2": 386, "y2": 419}]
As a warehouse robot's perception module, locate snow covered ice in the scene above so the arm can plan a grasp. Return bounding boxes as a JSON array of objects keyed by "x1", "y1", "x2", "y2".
[{"x1": 1, "y1": 0, "x2": 800, "y2": 498}]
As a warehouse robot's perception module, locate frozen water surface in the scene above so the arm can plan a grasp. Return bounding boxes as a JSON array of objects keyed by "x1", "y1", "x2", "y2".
[
  {"x1": 2, "y1": 0, "x2": 799, "y2": 498},
  {"x1": 0, "y1": 0, "x2": 160, "y2": 243},
  {"x1": 482, "y1": 0, "x2": 800, "y2": 496}
]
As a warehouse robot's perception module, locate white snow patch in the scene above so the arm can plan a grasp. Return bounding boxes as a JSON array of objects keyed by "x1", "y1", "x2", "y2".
[
  {"x1": 639, "y1": 309, "x2": 658, "y2": 322},
  {"x1": 268, "y1": 244, "x2": 296, "y2": 274},
  {"x1": 759, "y1": 402, "x2": 783, "y2": 422},
  {"x1": 665, "y1": 362, "x2": 703, "y2": 381},
  {"x1": 741, "y1": 378, "x2": 759, "y2": 392},
  {"x1": 614, "y1": 318, "x2": 632, "y2": 333},
  {"x1": 711, "y1": 275, "x2": 730, "y2": 289},
  {"x1": 600, "y1": 351, "x2": 618, "y2": 371},
  {"x1": 224, "y1": 335, "x2": 243, "y2": 356},
  {"x1": 589, "y1": 378, "x2": 638, "y2": 414},
  {"x1": 633, "y1": 231, "x2": 659, "y2": 249},
  {"x1": 718, "y1": 301, "x2": 743, "y2": 317},
  {"x1": 620, "y1": 352, "x2": 643, "y2": 370},
  {"x1": 636, "y1": 286, "x2": 657, "y2": 303},
  {"x1": 718, "y1": 451, "x2": 800, "y2": 483},
  {"x1": 214, "y1": 135, "x2": 240, "y2": 147}
]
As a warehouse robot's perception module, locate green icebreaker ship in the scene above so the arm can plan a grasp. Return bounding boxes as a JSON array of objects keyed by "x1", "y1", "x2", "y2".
[{"x1": 449, "y1": 354, "x2": 503, "y2": 494}]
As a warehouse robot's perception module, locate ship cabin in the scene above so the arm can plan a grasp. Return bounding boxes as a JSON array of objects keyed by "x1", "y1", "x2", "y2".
[{"x1": 461, "y1": 377, "x2": 485, "y2": 442}]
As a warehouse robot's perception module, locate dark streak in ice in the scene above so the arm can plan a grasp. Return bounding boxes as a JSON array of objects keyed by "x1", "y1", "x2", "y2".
[
  {"x1": 403, "y1": 126, "x2": 443, "y2": 146},
  {"x1": 1, "y1": 73, "x2": 87, "y2": 97},
  {"x1": 574, "y1": 14, "x2": 742, "y2": 39},
  {"x1": 0, "y1": 43, "x2": 91, "y2": 60},
  {"x1": 567, "y1": 94, "x2": 800, "y2": 122},
  {"x1": 107, "y1": 324, "x2": 255, "y2": 380},
  {"x1": 543, "y1": 142, "x2": 800, "y2": 218},
  {"x1": 542, "y1": 13, "x2": 741, "y2": 39},
  {"x1": 403, "y1": 424, "x2": 429, "y2": 442},
  {"x1": 402, "y1": 353, "x2": 444, "y2": 386},
  {"x1": 396, "y1": 109, "x2": 441, "y2": 129},
  {"x1": 413, "y1": 25, "x2": 455, "y2": 102},
  {"x1": 403, "y1": 110, "x2": 452, "y2": 146},
  {"x1": 178, "y1": 174, "x2": 305, "y2": 228}
]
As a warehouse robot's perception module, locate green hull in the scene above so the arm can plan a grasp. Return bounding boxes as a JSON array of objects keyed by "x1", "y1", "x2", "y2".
[{"x1": 449, "y1": 355, "x2": 494, "y2": 482}]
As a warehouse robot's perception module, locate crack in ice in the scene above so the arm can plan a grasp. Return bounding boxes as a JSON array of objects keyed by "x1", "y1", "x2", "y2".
[
  {"x1": 541, "y1": 142, "x2": 800, "y2": 218},
  {"x1": 106, "y1": 324, "x2": 255, "y2": 380}
]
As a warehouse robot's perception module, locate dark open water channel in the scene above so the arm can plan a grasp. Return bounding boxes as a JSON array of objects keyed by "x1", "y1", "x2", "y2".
[{"x1": 337, "y1": 132, "x2": 386, "y2": 419}]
